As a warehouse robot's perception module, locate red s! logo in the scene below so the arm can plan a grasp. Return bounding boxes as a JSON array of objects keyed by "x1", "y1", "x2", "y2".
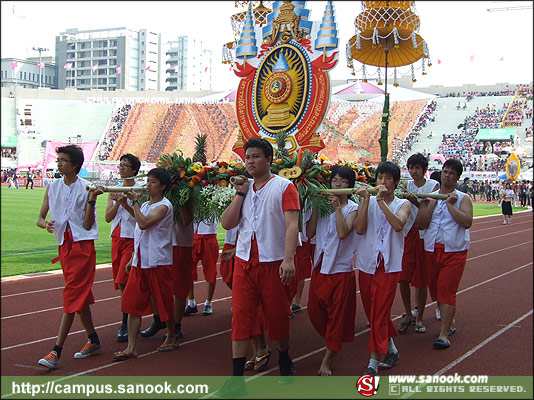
[{"x1": 356, "y1": 375, "x2": 380, "y2": 397}]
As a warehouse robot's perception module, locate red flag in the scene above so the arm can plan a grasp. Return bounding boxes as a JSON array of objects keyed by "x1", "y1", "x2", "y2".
[
  {"x1": 499, "y1": 56, "x2": 504, "y2": 61},
  {"x1": 437, "y1": 59, "x2": 442, "y2": 65},
  {"x1": 469, "y1": 55, "x2": 475, "y2": 62},
  {"x1": 10, "y1": 61, "x2": 17, "y2": 68},
  {"x1": 64, "y1": 62, "x2": 72, "y2": 69},
  {"x1": 92, "y1": 64, "x2": 98, "y2": 72},
  {"x1": 204, "y1": 66, "x2": 208, "y2": 72},
  {"x1": 37, "y1": 62, "x2": 45, "y2": 69},
  {"x1": 145, "y1": 65, "x2": 151, "y2": 71},
  {"x1": 115, "y1": 66, "x2": 122, "y2": 74}
]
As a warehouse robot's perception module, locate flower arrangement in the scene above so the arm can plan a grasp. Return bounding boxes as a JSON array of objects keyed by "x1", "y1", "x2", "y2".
[{"x1": 155, "y1": 145, "x2": 384, "y2": 223}]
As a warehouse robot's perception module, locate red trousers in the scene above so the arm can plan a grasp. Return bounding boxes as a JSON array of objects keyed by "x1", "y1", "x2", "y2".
[
  {"x1": 56, "y1": 231, "x2": 96, "y2": 314},
  {"x1": 219, "y1": 243, "x2": 235, "y2": 283},
  {"x1": 308, "y1": 267, "x2": 356, "y2": 352},
  {"x1": 426, "y1": 244, "x2": 468, "y2": 306},
  {"x1": 359, "y1": 260, "x2": 399, "y2": 355},
  {"x1": 232, "y1": 258, "x2": 290, "y2": 341},
  {"x1": 192, "y1": 234, "x2": 219, "y2": 283},
  {"x1": 289, "y1": 240, "x2": 313, "y2": 298},
  {"x1": 121, "y1": 264, "x2": 174, "y2": 322},
  {"x1": 111, "y1": 226, "x2": 133, "y2": 289},
  {"x1": 399, "y1": 227, "x2": 427, "y2": 287},
  {"x1": 172, "y1": 246, "x2": 193, "y2": 298}
]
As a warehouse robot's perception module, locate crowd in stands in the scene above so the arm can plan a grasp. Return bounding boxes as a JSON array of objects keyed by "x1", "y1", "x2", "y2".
[
  {"x1": 1, "y1": 147, "x2": 17, "y2": 160},
  {"x1": 390, "y1": 100, "x2": 437, "y2": 163},
  {"x1": 97, "y1": 104, "x2": 132, "y2": 161},
  {"x1": 503, "y1": 100, "x2": 527, "y2": 126}
]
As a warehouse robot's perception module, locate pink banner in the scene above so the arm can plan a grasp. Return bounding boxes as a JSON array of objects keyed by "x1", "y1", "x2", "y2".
[{"x1": 41, "y1": 141, "x2": 98, "y2": 176}]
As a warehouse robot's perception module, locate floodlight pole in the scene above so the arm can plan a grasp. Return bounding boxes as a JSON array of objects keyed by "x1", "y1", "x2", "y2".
[{"x1": 32, "y1": 46, "x2": 49, "y2": 88}]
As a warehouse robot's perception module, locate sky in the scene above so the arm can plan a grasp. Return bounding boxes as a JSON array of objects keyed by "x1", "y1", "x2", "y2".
[{"x1": 2, "y1": 1, "x2": 533, "y2": 91}]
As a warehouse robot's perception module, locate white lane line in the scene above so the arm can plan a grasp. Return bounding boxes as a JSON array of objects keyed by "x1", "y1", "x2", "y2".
[
  {"x1": 2, "y1": 239, "x2": 531, "y2": 320},
  {"x1": 1, "y1": 278, "x2": 114, "y2": 298},
  {"x1": 1, "y1": 244, "x2": 111, "y2": 258},
  {"x1": 1, "y1": 295, "x2": 233, "y2": 350},
  {"x1": 471, "y1": 230, "x2": 532, "y2": 243},
  {"x1": 1, "y1": 275, "x2": 222, "y2": 298},
  {"x1": 400, "y1": 309, "x2": 533, "y2": 400},
  {"x1": 1, "y1": 296, "x2": 121, "y2": 320},
  {"x1": 6, "y1": 261, "x2": 527, "y2": 384},
  {"x1": 472, "y1": 222, "x2": 532, "y2": 234},
  {"x1": 435, "y1": 310, "x2": 533, "y2": 376},
  {"x1": 251, "y1": 261, "x2": 533, "y2": 380}
]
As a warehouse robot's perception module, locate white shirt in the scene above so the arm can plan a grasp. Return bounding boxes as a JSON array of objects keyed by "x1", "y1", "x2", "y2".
[
  {"x1": 423, "y1": 190, "x2": 470, "y2": 252},
  {"x1": 406, "y1": 178, "x2": 439, "y2": 237},
  {"x1": 132, "y1": 197, "x2": 173, "y2": 269},
  {"x1": 313, "y1": 200, "x2": 359, "y2": 274},
  {"x1": 172, "y1": 220, "x2": 194, "y2": 247},
  {"x1": 224, "y1": 226, "x2": 239, "y2": 245},
  {"x1": 194, "y1": 219, "x2": 219, "y2": 235},
  {"x1": 109, "y1": 182, "x2": 141, "y2": 239},
  {"x1": 356, "y1": 196, "x2": 408, "y2": 274},
  {"x1": 236, "y1": 175, "x2": 294, "y2": 262},
  {"x1": 47, "y1": 177, "x2": 98, "y2": 246}
]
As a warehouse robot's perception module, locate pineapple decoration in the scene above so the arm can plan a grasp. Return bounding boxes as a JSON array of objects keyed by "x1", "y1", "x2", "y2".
[
  {"x1": 275, "y1": 129, "x2": 290, "y2": 159},
  {"x1": 193, "y1": 133, "x2": 208, "y2": 165}
]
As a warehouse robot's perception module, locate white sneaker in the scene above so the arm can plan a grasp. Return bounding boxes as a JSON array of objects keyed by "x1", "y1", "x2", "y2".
[
  {"x1": 503, "y1": 221, "x2": 507, "y2": 225},
  {"x1": 508, "y1": 220, "x2": 511, "y2": 224},
  {"x1": 74, "y1": 341, "x2": 102, "y2": 359}
]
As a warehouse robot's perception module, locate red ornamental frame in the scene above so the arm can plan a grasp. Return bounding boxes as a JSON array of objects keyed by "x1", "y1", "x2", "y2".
[{"x1": 233, "y1": 52, "x2": 337, "y2": 160}]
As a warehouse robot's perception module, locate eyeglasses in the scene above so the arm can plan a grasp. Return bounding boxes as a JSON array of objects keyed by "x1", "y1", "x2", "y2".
[
  {"x1": 118, "y1": 163, "x2": 132, "y2": 169},
  {"x1": 56, "y1": 158, "x2": 71, "y2": 164}
]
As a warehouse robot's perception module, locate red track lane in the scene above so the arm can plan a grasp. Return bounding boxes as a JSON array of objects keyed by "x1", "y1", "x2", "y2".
[{"x1": 1, "y1": 212, "x2": 532, "y2": 378}]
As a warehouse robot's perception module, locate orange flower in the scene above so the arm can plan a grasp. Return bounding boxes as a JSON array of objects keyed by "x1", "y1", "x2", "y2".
[
  {"x1": 234, "y1": 162, "x2": 243, "y2": 169},
  {"x1": 218, "y1": 167, "x2": 227, "y2": 173},
  {"x1": 219, "y1": 179, "x2": 228, "y2": 187}
]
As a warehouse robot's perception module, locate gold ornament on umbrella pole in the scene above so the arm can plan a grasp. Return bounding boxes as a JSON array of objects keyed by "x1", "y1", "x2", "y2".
[{"x1": 346, "y1": 1, "x2": 431, "y2": 162}]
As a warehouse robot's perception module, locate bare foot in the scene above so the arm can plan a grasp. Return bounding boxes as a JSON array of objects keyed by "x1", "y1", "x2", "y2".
[{"x1": 318, "y1": 364, "x2": 332, "y2": 376}]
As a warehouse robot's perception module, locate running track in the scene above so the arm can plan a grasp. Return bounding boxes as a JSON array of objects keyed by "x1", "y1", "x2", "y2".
[{"x1": 1, "y1": 212, "x2": 532, "y2": 379}]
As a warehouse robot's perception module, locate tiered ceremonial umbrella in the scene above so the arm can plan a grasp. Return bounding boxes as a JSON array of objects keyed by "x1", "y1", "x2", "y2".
[
  {"x1": 222, "y1": 1, "x2": 272, "y2": 65},
  {"x1": 347, "y1": 1, "x2": 431, "y2": 161}
]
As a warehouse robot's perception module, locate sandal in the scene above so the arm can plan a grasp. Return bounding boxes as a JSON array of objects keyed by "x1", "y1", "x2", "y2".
[
  {"x1": 112, "y1": 351, "x2": 137, "y2": 362},
  {"x1": 415, "y1": 323, "x2": 427, "y2": 333},
  {"x1": 254, "y1": 347, "x2": 272, "y2": 372},
  {"x1": 244, "y1": 357, "x2": 256, "y2": 371},
  {"x1": 432, "y1": 338, "x2": 451, "y2": 349},
  {"x1": 157, "y1": 341, "x2": 179, "y2": 352},
  {"x1": 397, "y1": 314, "x2": 415, "y2": 333}
]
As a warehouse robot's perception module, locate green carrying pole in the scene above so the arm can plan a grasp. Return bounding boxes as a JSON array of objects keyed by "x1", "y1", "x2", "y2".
[{"x1": 379, "y1": 92, "x2": 390, "y2": 162}]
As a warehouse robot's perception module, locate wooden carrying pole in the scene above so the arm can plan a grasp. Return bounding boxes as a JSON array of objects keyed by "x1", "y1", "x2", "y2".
[
  {"x1": 86, "y1": 185, "x2": 145, "y2": 193},
  {"x1": 317, "y1": 187, "x2": 449, "y2": 200},
  {"x1": 229, "y1": 176, "x2": 253, "y2": 185}
]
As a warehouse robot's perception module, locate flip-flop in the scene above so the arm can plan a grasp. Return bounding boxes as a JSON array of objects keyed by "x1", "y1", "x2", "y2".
[
  {"x1": 291, "y1": 304, "x2": 303, "y2": 313},
  {"x1": 397, "y1": 314, "x2": 415, "y2": 333},
  {"x1": 448, "y1": 327, "x2": 456, "y2": 336},
  {"x1": 244, "y1": 357, "x2": 255, "y2": 371},
  {"x1": 254, "y1": 347, "x2": 272, "y2": 372},
  {"x1": 432, "y1": 338, "x2": 451, "y2": 349},
  {"x1": 415, "y1": 323, "x2": 427, "y2": 333},
  {"x1": 112, "y1": 351, "x2": 137, "y2": 361},
  {"x1": 157, "y1": 341, "x2": 179, "y2": 352}
]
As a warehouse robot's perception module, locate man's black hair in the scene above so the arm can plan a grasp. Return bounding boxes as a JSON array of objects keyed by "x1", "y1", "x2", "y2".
[
  {"x1": 406, "y1": 152, "x2": 429, "y2": 172},
  {"x1": 147, "y1": 167, "x2": 171, "y2": 191},
  {"x1": 120, "y1": 153, "x2": 141, "y2": 175},
  {"x1": 56, "y1": 145, "x2": 84, "y2": 174},
  {"x1": 443, "y1": 159, "x2": 463, "y2": 177},
  {"x1": 376, "y1": 161, "x2": 401, "y2": 186},
  {"x1": 330, "y1": 165, "x2": 356, "y2": 188},
  {"x1": 429, "y1": 170, "x2": 441, "y2": 185},
  {"x1": 243, "y1": 138, "x2": 274, "y2": 163}
]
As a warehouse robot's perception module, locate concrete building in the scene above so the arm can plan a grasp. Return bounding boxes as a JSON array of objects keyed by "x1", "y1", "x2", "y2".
[
  {"x1": 55, "y1": 27, "x2": 163, "y2": 91},
  {"x1": 165, "y1": 36, "x2": 213, "y2": 91},
  {"x1": 1, "y1": 57, "x2": 56, "y2": 89}
]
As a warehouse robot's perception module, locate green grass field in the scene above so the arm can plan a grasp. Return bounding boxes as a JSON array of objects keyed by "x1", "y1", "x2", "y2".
[{"x1": 1, "y1": 186, "x2": 528, "y2": 278}]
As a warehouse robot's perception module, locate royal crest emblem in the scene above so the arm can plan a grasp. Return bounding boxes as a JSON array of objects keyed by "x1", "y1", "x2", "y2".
[{"x1": 232, "y1": 1, "x2": 339, "y2": 159}]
